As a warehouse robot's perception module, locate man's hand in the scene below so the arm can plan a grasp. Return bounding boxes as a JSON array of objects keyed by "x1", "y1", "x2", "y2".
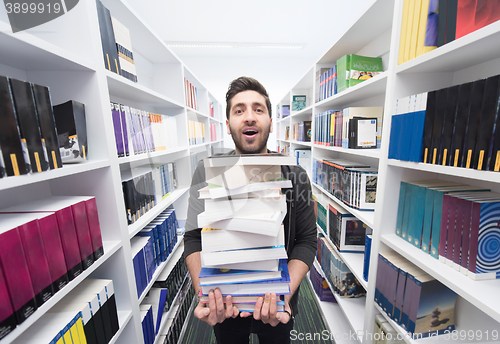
[
  {"x1": 240, "y1": 293, "x2": 291, "y2": 327},
  {"x1": 193, "y1": 288, "x2": 239, "y2": 326}
]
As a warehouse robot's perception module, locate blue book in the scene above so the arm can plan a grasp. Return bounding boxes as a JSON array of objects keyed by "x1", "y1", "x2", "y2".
[
  {"x1": 401, "y1": 183, "x2": 414, "y2": 240},
  {"x1": 393, "y1": 267, "x2": 407, "y2": 323},
  {"x1": 421, "y1": 187, "x2": 436, "y2": 253},
  {"x1": 409, "y1": 110, "x2": 426, "y2": 162},
  {"x1": 396, "y1": 182, "x2": 407, "y2": 238},
  {"x1": 143, "y1": 236, "x2": 155, "y2": 284},
  {"x1": 401, "y1": 112, "x2": 414, "y2": 161},
  {"x1": 200, "y1": 259, "x2": 287, "y2": 286},
  {"x1": 333, "y1": 65, "x2": 338, "y2": 95},
  {"x1": 363, "y1": 234, "x2": 372, "y2": 282},
  {"x1": 388, "y1": 114, "x2": 402, "y2": 159},
  {"x1": 156, "y1": 289, "x2": 168, "y2": 334},
  {"x1": 407, "y1": 185, "x2": 427, "y2": 248}
]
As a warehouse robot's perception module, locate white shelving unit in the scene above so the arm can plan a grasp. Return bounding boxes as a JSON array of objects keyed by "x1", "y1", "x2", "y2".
[
  {"x1": 277, "y1": 0, "x2": 500, "y2": 343},
  {"x1": 0, "y1": 0, "x2": 224, "y2": 343}
]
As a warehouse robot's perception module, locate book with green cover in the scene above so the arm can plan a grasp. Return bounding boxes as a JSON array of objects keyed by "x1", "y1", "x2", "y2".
[
  {"x1": 336, "y1": 54, "x2": 350, "y2": 92},
  {"x1": 349, "y1": 54, "x2": 383, "y2": 87},
  {"x1": 292, "y1": 95, "x2": 307, "y2": 112}
]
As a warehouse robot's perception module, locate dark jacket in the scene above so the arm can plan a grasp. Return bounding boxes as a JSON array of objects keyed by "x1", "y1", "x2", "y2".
[{"x1": 184, "y1": 151, "x2": 317, "y2": 315}]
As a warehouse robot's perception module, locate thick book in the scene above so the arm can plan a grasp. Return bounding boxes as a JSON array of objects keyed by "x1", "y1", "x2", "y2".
[
  {"x1": 31, "y1": 83, "x2": 63, "y2": 170},
  {"x1": 53, "y1": 100, "x2": 88, "y2": 163},
  {"x1": 0, "y1": 215, "x2": 37, "y2": 324},
  {"x1": 142, "y1": 287, "x2": 168, "y2": 335},
  {"x1": 456, "y1": 0, "x2": 500, "y2": 39},
  {"x1": 200, "y1": 179, "x2": 291, "y2": 199},
  {"x1": 349, "y1": 117, "x2": 377, "y2": 149},
  {"x1": 201, "y1": 195, "x2": 287, "y2": 226},
  {"x1": 409, "y1": 0, "x2": 422, "y2": 61},
  {"x1": 9, "y1": 78, "x2": 48, "y2": 173},
  {"x1": 421, "y1": 90, "x2": 437, "y2": 163},
  {"x1": 0, "y1": 76, "x2": 29, "y2": 176},
  {"x1": 205, "y1": 164, "x2": 286, "y2": 191},
  {"x1": 328, "y1": 203, "x2": 369, "y2": 252},
  {"x1": 201, "y1": 246, "x2": 287, "y2": 267},
  {"x1": 429, "y1": 88, "x2": 448, "y2": 164},
  {"x1": 201, "y1": 270, "x2": 290, "y2": 296},
  {"x1": 439, "y1": 85, "x2": 459, "y2": 166},
  {"x1": 348, "y1": 54, "x2": 383, "y2": 88},
  {"x1": 199, "y1": 259, "x2": 287, "y2": 286},
  {"x1": 95, "y1": 0, "x2": 121, "y2": 75},
  {"x1": 336, "y1": 54, "x2": 350, "y2": 92},
  {"x1": 201, "y1": 224, "x2": 284, "y2": 253},
  {"x1": 398, "y1": 0, "x2": 411, "y2": 65},
  {"x1": 437, "y1": 0, "x2": 448, "y2": 47},
  {"x1": 111, "y1": 102, "x2": 125, "y2": 157},
  {"x1": 291, "y1": 95, "x2": 306, "y2": 112},
  {"x1": 448, "y1": 82, "x2": 473, "y2": 167},
  {"x1": 0, "y1": 263, "x2": 16, "y2": 339},
  {"x1": 445, "y1": 0, "x2": 458, "y2": 44},
  {"x1": 473, "y1": 75, "x2": 500, "y2": 170},
  {"x1": 111, "y1": 16, "x2": 137, "y2": 82},
  {"x1": 462, "y1": 77, "x2": 486, "y2": 168},
  {"x1": 198, "y1": 211, "x2": 286, "y2": 240}
]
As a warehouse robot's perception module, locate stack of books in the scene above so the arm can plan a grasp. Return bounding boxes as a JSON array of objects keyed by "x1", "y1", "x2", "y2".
[{"x1": 197, "y1": 154, "x2": 296, "y2": 311}]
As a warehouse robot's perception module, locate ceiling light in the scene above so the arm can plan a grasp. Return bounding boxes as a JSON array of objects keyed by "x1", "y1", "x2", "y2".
[{"x1": 165, "y1": 42, "x2": 304, "y2": 50}]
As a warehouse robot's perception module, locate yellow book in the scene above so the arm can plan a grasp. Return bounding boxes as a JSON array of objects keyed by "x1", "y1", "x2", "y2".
[
  {"x1": 404, "y1": 0, "x2": 416, "y2": 63},
  {"x1": 416, "y1": 0, "x2": 430, "y2": 57},
  {"x1": 398, "y1": 0, "x2": 410, "y2": 65},
  {"x1": 409, "y1": 0, "x2": 423, "y2": 60}
]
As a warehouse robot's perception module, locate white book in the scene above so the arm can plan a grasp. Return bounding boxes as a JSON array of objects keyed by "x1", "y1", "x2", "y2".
[
  {"x1": 203, "y1": 259, "x2": 280, "y2": 272},
  {"x1": 202, "y1": 195, "x2": 286, "y2": 224},
  {"x1": 206, "y1": 164, "x2": 283, "y2": 191},
  {"x1": 201, "y1": 246, "x2": 287, "y2": 267},
  {"x1": 199, "y1": 211, "x2": 286, "y2": 237},
  {"x1": 204, "y1": 154, "x2": 296, "y2": 168},
  {"x1": 201, "y1": 224, "x2": 284, "y2": 252},
  {"x1": 198, "y1": 186, "x2": 283, "y2": 200}
]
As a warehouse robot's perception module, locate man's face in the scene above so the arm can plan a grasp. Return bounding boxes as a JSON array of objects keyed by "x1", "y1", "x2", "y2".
[{"x1": 226, "y1": 90, "x2": 272, "y2": 154}]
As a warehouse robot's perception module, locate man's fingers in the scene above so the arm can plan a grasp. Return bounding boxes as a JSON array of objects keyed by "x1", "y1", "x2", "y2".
[
  {"x1": 193, "y1": 302, "x2": 210, "y2": 320},
  {"x1": 253, "y1": 296, "x2": 263, "y2": 320},
  {"x1": 225, "y1": 295, "x2": 236, "y2": 318},
  {"x1": 214, "y1": 289, "x2": 225, "y2": 321},
  {"x1": 260, "y1": 293, "x2": 271, "y2": 321}
]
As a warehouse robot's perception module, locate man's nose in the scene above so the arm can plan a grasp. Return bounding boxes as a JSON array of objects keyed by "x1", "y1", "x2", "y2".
[{"x1": 243, "y1": 110, "x2": 257, "y2": 122}]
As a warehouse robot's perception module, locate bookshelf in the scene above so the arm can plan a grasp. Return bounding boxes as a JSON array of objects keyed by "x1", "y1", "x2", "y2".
[
  {"x1": 0, "y1": 0, "x2": 223, "y2": 343},
  {"x1": 277, "y1": 0, "x2": 500, "y2": 342}
]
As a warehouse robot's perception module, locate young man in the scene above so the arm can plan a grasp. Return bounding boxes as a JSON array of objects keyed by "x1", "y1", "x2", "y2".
[{"x1": 184, "y1": 76, "x2": 317, "y2": 344}]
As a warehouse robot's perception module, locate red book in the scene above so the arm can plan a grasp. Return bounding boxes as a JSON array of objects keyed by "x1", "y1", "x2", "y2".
[
  {"x1": 84, "y1": 197, "x2": 104, "y2": 260},
  {"x1": 37, "y1": 213, "x2": 69, "y2": 292},
  {"x1": 0, "y1": 266, "x2": 16, "y2": 339},
  {"x1": 456, "y1": 0, "x2": 500, "y2": 39},
  {"x1": 70, "y1": 201, "x2": 95, "y2": 270},
  {"x1": 0, "y1": 215, "x2": 37, "y2": 324},
  {"x1": 15, "y1": 214, "x2": 54, "y2": 307}
]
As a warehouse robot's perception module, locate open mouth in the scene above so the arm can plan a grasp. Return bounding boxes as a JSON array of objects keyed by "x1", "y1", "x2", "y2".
[{"x1": 243, "y1": 128, "x2": 258, "y2": 138}]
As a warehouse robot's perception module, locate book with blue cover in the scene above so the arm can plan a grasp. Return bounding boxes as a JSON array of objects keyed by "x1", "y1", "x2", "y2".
[{"x1": 199, "y1": 259, "x2": 288, "y2": 286}]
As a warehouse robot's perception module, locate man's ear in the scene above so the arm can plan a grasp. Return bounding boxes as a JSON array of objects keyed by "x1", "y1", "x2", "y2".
[
  {"x1": 226, "y1": 119, "x2": 231, "y2": 135},
  {"x1": 269, "y1": 117, "x2": 273, "y2": 133}
]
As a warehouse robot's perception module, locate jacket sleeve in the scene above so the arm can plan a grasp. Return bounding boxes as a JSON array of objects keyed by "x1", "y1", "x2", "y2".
[
  {"x1": 288, "y1": 166, "x2": 317, "y2": 268},
  {"x1": 183, "y1": 160, "x2": 207, "y2": 259}
]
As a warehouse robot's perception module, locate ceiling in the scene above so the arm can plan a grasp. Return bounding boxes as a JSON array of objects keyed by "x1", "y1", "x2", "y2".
[{"x1": 127, "y1": 0, "x2": 373, "y2": 104}]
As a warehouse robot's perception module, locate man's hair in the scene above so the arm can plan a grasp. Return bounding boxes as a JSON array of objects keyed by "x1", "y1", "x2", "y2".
[{"x1": 225, "y1": 76, "x2": 272, "y2": 119}]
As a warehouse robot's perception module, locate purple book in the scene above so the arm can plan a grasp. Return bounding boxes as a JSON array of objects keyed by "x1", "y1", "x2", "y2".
[
  {"x1": 393, "y1": 268, "x2": 407, "y2": 323},
  {"x1": 70, "y1": 201, "x2": 94, "y2": 270},
  {"x1": 119, "y1": 105, "x2": 129, "y2": 156},
  {"x1": 453, "y1": 197, "x2": 466, "y2": 268},
  {"x1": 438, "y1": 194, "x2": 452, "y2": 262},
  {"x1": 0, "y1": 217, "x2": 37, "y2": 324},
  {"x1": 111, "y1": 102, "x2": 124, "y2": 157},
  {"x1": 384, "y1": 259, "x2": 400, "y2": 318},
  {"x1": 444, "y1": 195, "x2": 458, "y2": 264}
]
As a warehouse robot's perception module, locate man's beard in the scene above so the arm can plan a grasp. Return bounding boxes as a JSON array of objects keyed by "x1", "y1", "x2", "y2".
[{"x1": 228, "y1": 122, "x2": 271, "y2": 154}]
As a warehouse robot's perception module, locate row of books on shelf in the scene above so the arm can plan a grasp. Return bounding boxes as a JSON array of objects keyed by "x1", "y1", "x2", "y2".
[
  {"x1": 140, "y1": 258, "x2": 190, "y2": 344},
  {"x1": 312, "y1": 158, "x2": 378, "y2": 211},
  {"x1": 375, "y1": 251, "x2": 457, "y2": 338},
  {"x1": 314, "y1": 106, "x2": 383, "y2": 149},
  {"x1": 14, "y1": 279, "x2": 119, "y2": 344},
  {"x1": 396, "y1": 179, "x2": 500, "y2": 280},
  {"x1": 184, "y1": 78, "x2": 198, "y2": 110},
  {"x1": 309, "y1": 262, "x2": 336, "y2": 303},
  {"x1": 0, "y1": 75, "x2": 87, "y2": 179},
  {"x1": 197, "y1": 155, "x2": 296, "y2": 308},
  {"x1": 131, "y1": 206, "x2": 180, "y2": 298},
  {"x1": 111, "y1": 102, "x2": 179, "y2": 158},
  {"x1": 291, "y1": 148, "x2": 311, "y2": 172},
  {"x1": 389, "y1": 74, "x2": 500, "y2": 172},
  {"x1": 317, "y1": 236, "x2": 367, "y2": 298},
  {"x1": 96, "y1": 0, "x2": 137, "y2": 83},
  {"x1": 158, "y1": 277, "x2": 194, "y2": 344},
  {"x1": 277, "y1": 104, "x2": 290, "y2": 119},
  {"x1": 188, "y1": 120, "x2": 205, "y2": 146},
  {"x1": 315, "y1": 66, "x2": 337, "y2": 103},
  {"x1": 399, "y1": 0, "x2": 500, "y2": 65},
  {"x1": 121, "y1": 162, "x2": 178, "y2": 225},
  {"x1": 328, "y1": 202, "x2": 372, "y2": 252},
  {"x1": 292, "y1": 121, "x2": 311, "y2": 142},
  {"x1": 0, "y1": 196, "x2": 104, "y2": 339}
]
